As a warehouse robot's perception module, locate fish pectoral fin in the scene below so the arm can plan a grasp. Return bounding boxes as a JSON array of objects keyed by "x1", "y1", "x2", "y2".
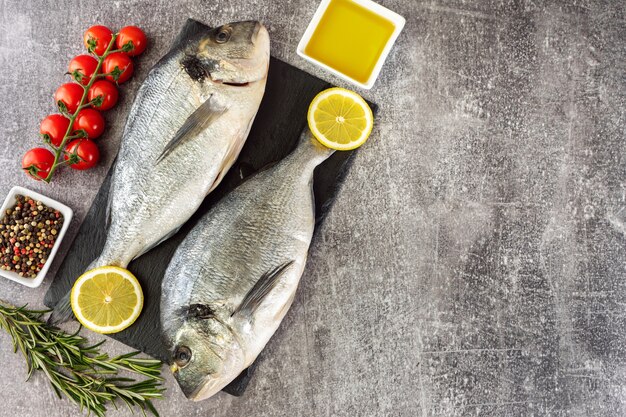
[
  {"x1": 156, "y1": 94, "x2": 227, "y2": 164},
  {"x1": 231, "y1": 261, "x2": 295, "y2": 318}
]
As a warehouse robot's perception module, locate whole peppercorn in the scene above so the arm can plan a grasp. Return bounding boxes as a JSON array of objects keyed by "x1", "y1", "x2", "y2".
[{"x1": 0, "y1": 195, "x2": 63, "y2": 278}]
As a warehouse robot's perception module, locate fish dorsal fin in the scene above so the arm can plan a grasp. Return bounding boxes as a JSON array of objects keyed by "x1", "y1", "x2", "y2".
[
  {"x1": 156, "y1": 94, "x2": 227, "y2": 164},
  {"x1": 104, "y1": 155, "x2": 119, "y2": 231},
  {"x1": 231, "y1": 261, "x2": 294, "y2": 318},
  {"x1": 104, "y1": 182, "x2": 113, "y2": 231}
]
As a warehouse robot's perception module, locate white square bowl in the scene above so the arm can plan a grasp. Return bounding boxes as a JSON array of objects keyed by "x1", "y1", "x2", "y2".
[
  {"x1": 297, "y1": 0, "x2": 405, "y2": 90},
  {"x1": 0, "y1": 186, "x2": 73, "y2": 288}
]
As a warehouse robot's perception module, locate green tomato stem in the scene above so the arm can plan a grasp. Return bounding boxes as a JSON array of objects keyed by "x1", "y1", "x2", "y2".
[{"x1": 43, "y1": 33, "x2": 119, "y2": 183}]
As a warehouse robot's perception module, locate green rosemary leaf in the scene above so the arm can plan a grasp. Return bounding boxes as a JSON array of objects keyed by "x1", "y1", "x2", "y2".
[{"x1": 0, "y1": 301, "x2": 164, "y2": 416}]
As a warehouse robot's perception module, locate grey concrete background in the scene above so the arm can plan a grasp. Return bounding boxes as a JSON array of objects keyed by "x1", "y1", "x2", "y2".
[{"x1": 0, "y1": 0, "x2": 625, "y2": 416}]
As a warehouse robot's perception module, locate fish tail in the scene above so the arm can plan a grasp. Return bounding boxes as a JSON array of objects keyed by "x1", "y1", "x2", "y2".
[
  {"x1": 47, "y1": 253, "x2": 115, "y2": 325},
  {"x1": 290, "y1": 128, "x2": 335, "y2": 168},
  {"x1": 47, "y1": 290, "x2": 74, "y2": 325}
]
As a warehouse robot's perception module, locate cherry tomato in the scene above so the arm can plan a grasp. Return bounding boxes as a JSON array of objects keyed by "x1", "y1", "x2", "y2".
[
  {"x1": 22, "y1": 148, "x2": 55, "y2": 181},
  {"x1": 73, "y1": 109, "x2": 105, "y2": 139},
  {"x1": 83, "y1": 25, "x2": 113, "y2": 56},
  {"x1": 116, "y1": 26, "x2": 147, "y2": 56},
  {"x1": 64, "y1": 139, "x2": 100, "y2": 170},
  {"x1": 40, "y1": 114, "x2": 70, "y2": 147},
  {"x1": 87, "y1": 80, "x2": 118, "y2": 111},
  {"x1": 54, "y1": 83, "x2": 84, "y2": 114},
  {"x1": 68, "y1": 54, "x2": 99, "y2": 85},
  {"x1": 102, "y1": 52, "x2": 134, "y2": 84}
]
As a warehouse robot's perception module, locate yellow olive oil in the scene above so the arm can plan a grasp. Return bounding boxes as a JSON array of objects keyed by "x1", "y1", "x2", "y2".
[{"x1": 304, "y1": 0, "x2": 396, "y2": 84}]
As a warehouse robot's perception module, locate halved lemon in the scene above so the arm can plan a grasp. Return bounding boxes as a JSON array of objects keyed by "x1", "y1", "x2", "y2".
[
  {"x1": 70, "y1": 266, "x2": 143, "y2": 334},
  {"x1": 307, "y1": 87, "x2": 374, "y2": 151}
]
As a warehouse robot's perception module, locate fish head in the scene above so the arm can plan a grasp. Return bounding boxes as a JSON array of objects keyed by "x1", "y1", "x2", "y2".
[
  {"x1": 167, "y1": 305, "x2": 246, "y2": 401},
  {"x1": 186, "y1": 20, "x2": 270, "y2": 85}
]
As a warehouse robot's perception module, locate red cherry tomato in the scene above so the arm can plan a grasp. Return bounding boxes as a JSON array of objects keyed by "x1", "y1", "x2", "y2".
[
  {"x1": 84, "y1": 25, "x2": 113, "y2": 56},
  {"x1": 68, "y1": 54, "x2": 99, "y2": 85},
  {"x1": 116, "y1": 26, "x2": 147, "y2": 56},
  {"x1": 54, "y1": 83, "x2": 84, "y2": 114},
  {"x1": 73, "y1": 109, "x2": 105, "y2": 139},
  {"x1": 87, "y1": 80, "x2": 119, "y2": 111},
  {"x1": 102, "y1": 52, "x2": 134, "y2": 83},
  {"x1": 64, "y1": 139, "x2": 100, "y2": 170},
  {"x1": 22, "y1": 148, "x2": 56, "y2": 181},
  {"x1": 40, "y1": 114, "x2": 70, "y2": 147}
]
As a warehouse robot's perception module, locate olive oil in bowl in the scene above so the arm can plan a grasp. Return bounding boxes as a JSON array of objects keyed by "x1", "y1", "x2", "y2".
[{"x1": 297, "y1": 0, "x2": 405, "y2": 89}]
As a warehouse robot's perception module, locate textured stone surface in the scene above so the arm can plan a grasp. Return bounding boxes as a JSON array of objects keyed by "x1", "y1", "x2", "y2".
[{"x1": 0, "y1": 0, "x2": 625, "y2": 416}]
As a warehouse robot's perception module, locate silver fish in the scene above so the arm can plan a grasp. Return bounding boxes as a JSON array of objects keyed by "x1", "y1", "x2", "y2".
[
  {"x1": 161, "y1": 130, "x2": 333, "y2": 400},
  {"x1": 49, "y1": 20, "x2": 270, "y2": 324}
]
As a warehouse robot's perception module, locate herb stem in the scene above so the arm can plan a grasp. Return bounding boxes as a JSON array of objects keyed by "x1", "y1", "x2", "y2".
[{"x1": 0, "y1": 301, "x2": 164, "y2": 417}]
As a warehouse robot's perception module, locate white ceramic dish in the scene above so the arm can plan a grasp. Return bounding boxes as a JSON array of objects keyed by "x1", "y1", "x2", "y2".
[
  {"x1": 297, "y1": 0, "x2": 405, "y2": 90},
  {"x1": 0, "y1": 186, "x2": 73, "y2": 288}
]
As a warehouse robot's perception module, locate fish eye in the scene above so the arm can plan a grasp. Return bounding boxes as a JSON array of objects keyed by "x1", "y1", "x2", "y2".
[
  {"x1": 174, "y1": 346, "x2": 192, "y2": 367},
  {"x1": 215, "y1": 28, "x2": 231, "y2": 44}
]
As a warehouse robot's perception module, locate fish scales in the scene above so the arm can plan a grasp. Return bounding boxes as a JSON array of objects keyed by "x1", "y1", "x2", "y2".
[
  {"x1": 161, "y1": 131, "x2": 333, "y2": 400},
  {"x1": 49, "y1": 20, "x2": 270, "y2": 324}
]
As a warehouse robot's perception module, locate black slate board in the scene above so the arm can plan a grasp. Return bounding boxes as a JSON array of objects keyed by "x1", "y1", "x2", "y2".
[{"x1": 45, "y1": 18, "x2": 377, "y2": 397}]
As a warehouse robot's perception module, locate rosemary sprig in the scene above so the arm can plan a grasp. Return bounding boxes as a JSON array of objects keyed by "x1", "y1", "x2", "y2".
[{"x1": 0, "y1": 301, "x2": 164, "y2": 417}]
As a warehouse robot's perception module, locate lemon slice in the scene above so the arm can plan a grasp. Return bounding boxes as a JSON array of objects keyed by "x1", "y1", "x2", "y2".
[
  {"x1": 70, "y1": 266, "x2": 143, "y2": 334},
  {"x1": 307, "y1": 87, "x2": 374, "y2": 151}
]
